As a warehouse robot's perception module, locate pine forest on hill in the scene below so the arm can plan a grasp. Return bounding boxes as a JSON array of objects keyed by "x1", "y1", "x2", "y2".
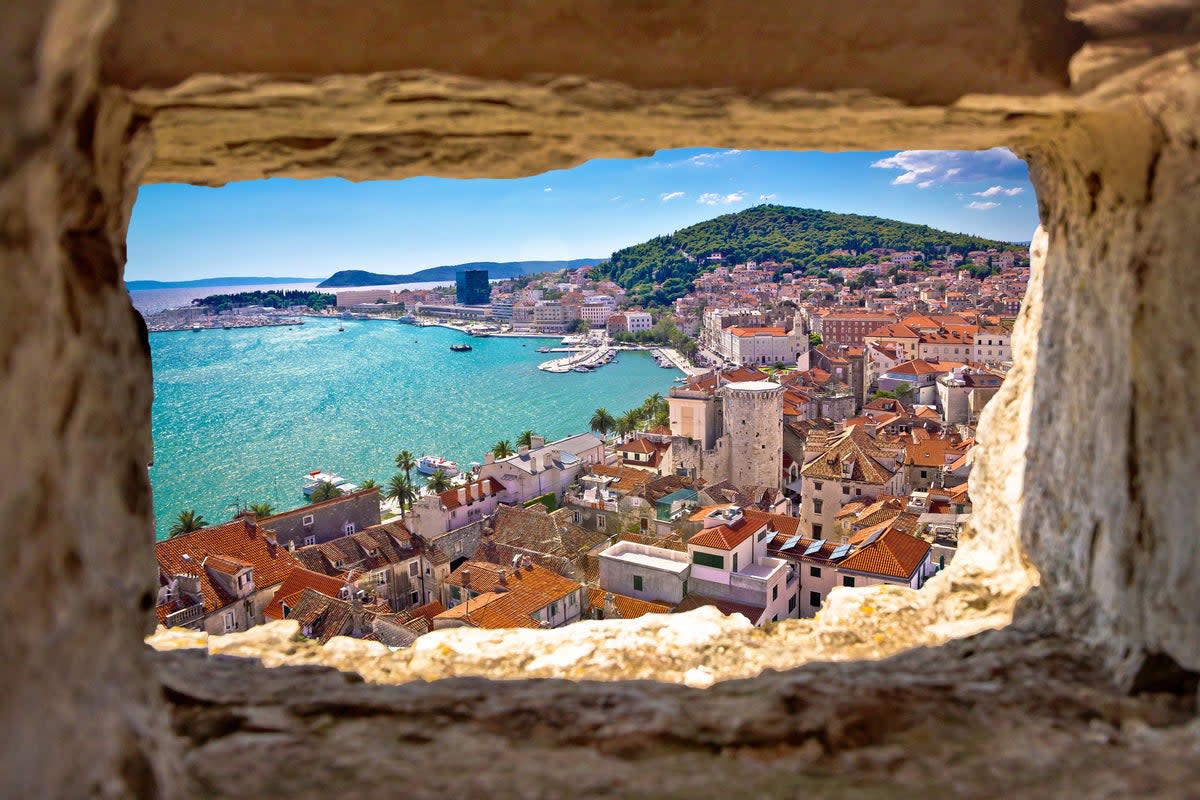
[{"x1": 590, "y1": 205, "x2": 1022, "y2": 307}]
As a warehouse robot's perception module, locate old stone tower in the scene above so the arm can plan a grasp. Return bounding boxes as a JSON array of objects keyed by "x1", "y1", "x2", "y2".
[{"x1": 719, "y1": 380, "x2": 784, "y2": 490}]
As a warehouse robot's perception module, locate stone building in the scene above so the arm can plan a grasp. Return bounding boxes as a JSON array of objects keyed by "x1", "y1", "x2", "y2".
[
  {"x1": 719, "y1": 380, "x2": 784, "y2": 490},
  {"x1": 258, "y1": 488, "x2": 382, "y2": 549}
]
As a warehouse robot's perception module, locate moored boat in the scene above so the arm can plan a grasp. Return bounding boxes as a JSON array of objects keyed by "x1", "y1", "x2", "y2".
[
  {"x1": 450, "y1": 343, "x2": 472, "y2": 352},
  {"x1": 302, "y1": 470, "x2": 348, "y2": 496},
  {"x1": 417, "y1": 455, "x2": 460, "y2": 477}
]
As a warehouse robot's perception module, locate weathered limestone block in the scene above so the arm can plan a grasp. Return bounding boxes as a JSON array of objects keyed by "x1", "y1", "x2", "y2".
[{"x1": 0, "y1": 2, "x2": 170, "y2": 797}]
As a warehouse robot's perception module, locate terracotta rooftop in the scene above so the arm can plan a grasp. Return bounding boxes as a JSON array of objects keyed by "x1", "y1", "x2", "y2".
[
  {"x1": 838, "y1": 528, "x2": 931, "y2": 581},
  {"x1": 438, "y1": 477, "x2": 506, "y2": 511},
  {"x1": 674, "y1": 593, "x2": 765, "y2": 624},
  {"x1": 263, "y1": 566, "x2": 350, "y2": 621},
  {"x1": 688, "y1": 511, "x2": 766, "y2": 550},
  {"x1": 586, "y1": 588, "x2": 671, "y2": 619},
  {"x1": 155, "y1": 518, "x2": 300, "y2": 614}
]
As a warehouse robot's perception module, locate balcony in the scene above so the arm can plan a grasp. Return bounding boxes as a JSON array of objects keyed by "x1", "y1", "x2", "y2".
[{"x1": 164, "y1": 602, "x2": 206, "y2": 629}]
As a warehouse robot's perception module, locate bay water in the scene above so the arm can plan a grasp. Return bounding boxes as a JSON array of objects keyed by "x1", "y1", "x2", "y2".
[{"x1": 149, "y1": 317, "x2": 677, "y2": 539}]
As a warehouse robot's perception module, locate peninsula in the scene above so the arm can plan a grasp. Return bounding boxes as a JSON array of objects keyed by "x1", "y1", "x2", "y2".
[{"x1": 318, "y1": 258, "x2": 603, "y2": 288}]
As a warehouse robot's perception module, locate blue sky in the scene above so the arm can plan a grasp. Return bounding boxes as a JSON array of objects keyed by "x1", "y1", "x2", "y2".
[{"x1": 126, "y1": 148, "x2": 1036, "y2": 281}]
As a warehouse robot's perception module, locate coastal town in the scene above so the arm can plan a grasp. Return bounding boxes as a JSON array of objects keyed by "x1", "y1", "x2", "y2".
[{"x1": 154, "y1": 238, "x2": 1028, "y2": 643}]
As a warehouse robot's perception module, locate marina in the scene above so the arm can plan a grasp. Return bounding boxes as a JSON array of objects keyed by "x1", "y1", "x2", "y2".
[{"x1": 147, "y1": 317, "x2": 676, "y2": 539}]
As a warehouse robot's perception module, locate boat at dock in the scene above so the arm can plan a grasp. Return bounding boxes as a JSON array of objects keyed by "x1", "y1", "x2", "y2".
[
  {"x1": 418, "y1": 455, "x2": 460, "y2": 477},
  {"x1": 302, "y1": 470, "x2": 350, "y2": 496},
  {"x1": 192, "y1": 324, "x2": 201, "y2": 332}
]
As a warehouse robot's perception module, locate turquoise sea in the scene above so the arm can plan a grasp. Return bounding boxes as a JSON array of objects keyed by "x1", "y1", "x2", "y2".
[{"x1": 149, "y1": 318, "x2": 677, "y2": 540}]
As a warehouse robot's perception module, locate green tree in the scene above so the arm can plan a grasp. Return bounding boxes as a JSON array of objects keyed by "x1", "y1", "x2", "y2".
[
  {"x1": 425, "y1": 470, "x2": 453, "y2": 494},
  {"x1": 394, "y1": 449, "x2": 417, "y2": 487},
  {"x1": 310, "y1": 481, "x2": 344, "y2": 503},
  {"x1": 358, "y1": 478, "x2": 378, "y2": 490},
  {"x1": 516, "y1": 430, "x2": 536, "y2": 449},
  {"x1": 169, "y1": 509, "x2": 207, "y2": 537},
  {"x1": 808, "y1": 332, "x2": 823, "y2": 347},
  {"x1": 618, "y1": 408, "x2": 643, "y2": 440},
  {"x1": 384, "y1": 473, "x2": 417, "y2": 520},
  {"x1": 651, "y1": 408, "x2": 671, "y2": 430},
  {"x1": 247, "y1": 502, "x2": 274, "y2": 518},
  {"x1": 590, "y1": 407, "x2": 616, "y2": 438},
  {"x1": 570, "y1": 318, "x2": 590, "y2": 334},
  {"x1": 492, "y1": 439, "x2": 514, "y2": 458}
]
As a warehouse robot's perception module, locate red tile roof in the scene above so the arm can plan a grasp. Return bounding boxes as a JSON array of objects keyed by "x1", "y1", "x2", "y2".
[
  {"x1": 688, "y1": 512, "x2": 766, "y2": 550},
  {"x1": 438, "y1": 477, "x2": 506, "y2": 511},
  {"x1": 838, "y1": 528, "x2": 930, "y2": 580},
  {"x1": 263, "y1": 566, "x2": 350, "y2": 621},
  {"x1": 155, "y1": 518, "x2": 301, "y2": 614},
  {"x1": 586, "y1": 589, "x2": 671, "y2": 619}
]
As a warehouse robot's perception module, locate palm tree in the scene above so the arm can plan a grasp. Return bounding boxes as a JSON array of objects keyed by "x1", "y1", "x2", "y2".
[
  {"x1": 619, "y1": 408, "x2": 642, "y2": 438},
  {"x1": 589, "y1": 407, "x2": 615, "y2": 438},
  {"x1": 384, "y1": 473, "x2": 417, "y2": 519},
  {"x1": 425, "y1": 469, "x2": 453, "y2": 494},
  {"x1": 169, "y1": 509, "x2": 206, "y2": 537},
  {"x1": 492, "y1": 439, "x2": 514, "y2": 458},
  {"x1": 358, "y1": 478, "x2": 378, "y2": 490},
  {"x1": 247, "y1": 502, "x2": 274, "y2": 518},
  {"x1": 614, "y1": 413, "x2": 637, "y2": 443},
  {"x1": 652, "y1": 408, "x2": 671, "y2": 431},
  {"x1": 516, "y1": 430, "x2": 536, "y2": 449},
  {"x1": 309, "y1": 481, "x2": 344, "y2": 503},
  {"x1": 394, "y1": 449, "x2": 417, "y2": 486},
  {"x1": 642, "y1": 393, "x2": 663, "y2": 417}
]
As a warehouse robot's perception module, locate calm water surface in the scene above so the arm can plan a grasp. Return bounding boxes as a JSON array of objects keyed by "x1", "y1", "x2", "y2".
[{"x1": 150, "y1": 318, "x2": 676, "y2": 539}]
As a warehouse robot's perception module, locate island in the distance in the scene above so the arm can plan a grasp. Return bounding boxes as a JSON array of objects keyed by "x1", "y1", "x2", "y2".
[{"x1": 317, "y1": 258, "x2": 604, "y2": 288}]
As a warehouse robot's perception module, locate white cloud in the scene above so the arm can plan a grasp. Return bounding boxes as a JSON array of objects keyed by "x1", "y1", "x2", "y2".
[
  {"x1": 653, "y1": 148, "x2": 743, "y2": 169},
  {"x1": 974, "y1": 185, "x2": 1024, "y2": 197},
  {"x1": 543, "y1": 187, "x2": 553, "y2": 192},
  {"x1": 660, "y1": 191, "x2": 686, "y2": 202},
  {"x1": 871, "y1": 148, "x2": 1024, "y2": 188},
  {"x1": 609, "y1": 195, "x2": 622, "y2": 201},
  {"x1": 758, "y1": 193, "x2": 777, "y2": 202},
  {"x1": 698, "y1": 191, "x2": 746, "y2": 206},
  {"x1": 966, "y1": 200, "x2": 1000, "y2": 210},
  {"x1": 685, "y1": 149, "x2": 742, "y2": 167}
]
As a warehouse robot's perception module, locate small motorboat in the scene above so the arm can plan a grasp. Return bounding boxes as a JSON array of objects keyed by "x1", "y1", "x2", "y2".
[{"x1": 450, "y1": 343, "x2": 472, "y2": 352}]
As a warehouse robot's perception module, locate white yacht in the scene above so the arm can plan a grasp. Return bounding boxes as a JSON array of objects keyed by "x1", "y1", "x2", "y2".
[
  {"x1": 302, "y1": 470, "x2": 348, "y2": 496},
  {"x1": 417, "y1": 455, "x2": 460, "y2": 477}
]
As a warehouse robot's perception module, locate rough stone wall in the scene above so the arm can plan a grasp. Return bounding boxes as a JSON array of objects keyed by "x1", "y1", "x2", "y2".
[
  {"x1": 722, "y1": 384, "x2": 785, "y2": 490},
  {"x1": 2, "y1": 2, "x2": 1199, "y2": 797},
  {"x1": 0, "y1": 2, "x2": 170, "y2": 797}
]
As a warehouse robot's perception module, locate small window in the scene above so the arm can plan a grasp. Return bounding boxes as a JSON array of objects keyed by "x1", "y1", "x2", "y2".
[
  {"x1": 223, "y1": 610, "x2": 236, "y2": 632},
  {"x1": 772, "y1": 585, "x2": 778, "y2": 600},
  {"x1": 633, "y1": 575, "x2": 643, "y2": 592},
  {"x1": 572, "y1": 511, "x2": 581, "y2": 524},
  {"x1": 450, "y1": 586, "x2": 461, "y2": 601},
  {"x1": 812, "y1": 524, "x2": 823, "y2": 537},
  {"x1": 597, "y1": 516, "x2": 606, "y2": 531},
  {"x1": 814, "y1": 481, "x2": 822, "y2": 491},
  {"x1": 842, "y1": 486, "x2": 849, "y2": 495},
  {"x1": 855, "y1": 488, "x2": 862, "y2": 496},
  {"x1": 408, "y1": 561, "x2": 419, "y2": 576},
  {"x1": 809, "y1": 565, "x2": 821, "y2": 578},
  {"x1": 920, "y1": 470, "x2": 928, "y2": 479},
  {"x1": 550, "y1": 603, "x2": 557, "y2": 617},
  {"x1": 813, "y1": 499, "x2": 823, "y2": 514},
  {"x1": 343, "y1": 522, "x2": 356, "y2": 535},
  {"x1": 732, "y1": 552, "x2": 739, "y2": 572},
  {"x1": 410, "y1": 591, "x2": 419, "y2": 605},
  {"x1": 303, "y1": 535, "x2": 316, "y2": 546},
  {"x1": 281, "y1": 602, "x2": 291, "y2": 618},
  {"x1": 302, "y1": 514, "x2": 314, "y2": 527},
  {"x1": 843, "y1": 576, "x2": 856, "y2": 588},
  {"x1": 757, "y1": 530, "x2": 768, "y2": 542},
  {"x1": 809, "y1": 591, "x2": 821, "y2": 608},
  {"x1": 569, "y1": 592, "x2": 576, "y2": 606},
  {"x1": 692, "y1": 551, "x2": 725, "y2": 569},
  {"x1": 788, "y1": 595, "x2": 797, "y2": 612}
]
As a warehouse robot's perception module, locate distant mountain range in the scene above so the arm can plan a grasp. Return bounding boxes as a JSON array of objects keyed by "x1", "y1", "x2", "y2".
[
  {"x1": 126, "y1": 276, "x2": 317, "y2": 290},
  {"x1": 316, "y1": 259, "x2": 604, "y2": 288},
  {"x1": 590, "y1": 204, "x2": 1023, "y2": 306}
]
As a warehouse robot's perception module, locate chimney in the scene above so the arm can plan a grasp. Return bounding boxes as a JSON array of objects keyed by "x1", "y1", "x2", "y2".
[
  {"x1": 498, "y1": 569, "x2": 507, "y2": 586},
  {"x1": 603, "y1": 592, "x2": 620, "y2": 619},
  {"x1": 485, "y1": 452, "x2": 495, "y2": 465},
  {"x1": 522, "y1": 555, "x2": 533, "y2": 572},
  {"x1": 350, "y1": 594, "x2": 365, "y2": 637},
  {"x1": 547, "y1": 449, "x2": 561, "y2": 465},
  {"x1": 287, "y1": 539, "x2": 296, "y2": 552},
  {"x1": 530, "y1": 435, "x2": 546, "y2": 450},
  {"x1": 458, "y1": 487, "x2": 467, "y2": 504},
  {"x1": 518, "y1": 445, "x2": 529, "y2": 456}
]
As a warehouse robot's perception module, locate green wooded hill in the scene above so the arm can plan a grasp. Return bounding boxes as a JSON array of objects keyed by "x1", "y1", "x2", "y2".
[{"x1": 591, "y1": 204, "x2": 1021, "y2": 306}]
